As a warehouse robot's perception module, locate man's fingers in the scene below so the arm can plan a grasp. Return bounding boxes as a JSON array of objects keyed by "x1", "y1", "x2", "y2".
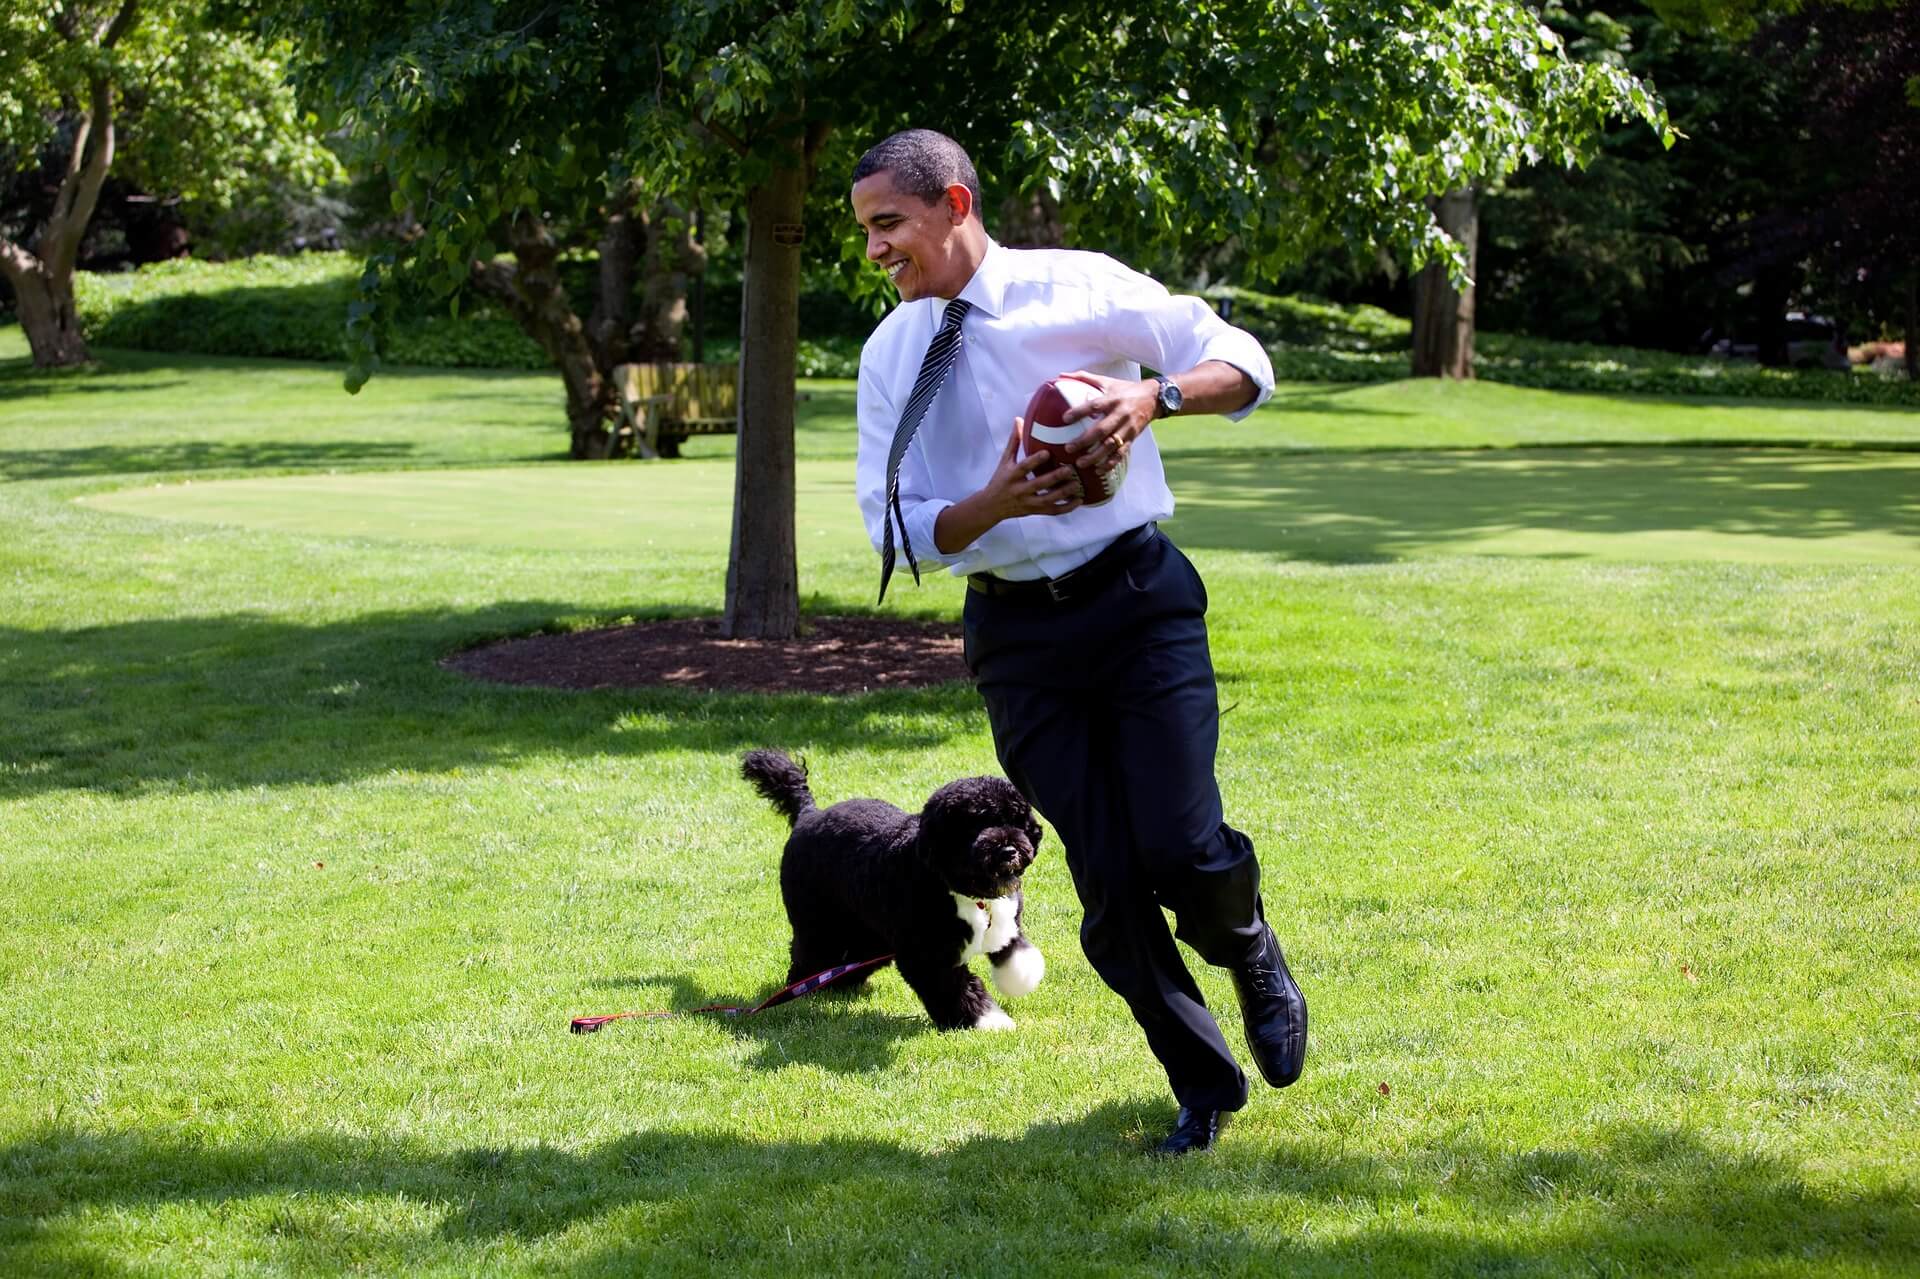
[
  {"x1": 1003, "y1": 418, "x2": 1025, "y2": 461},
  {"x1": 1024, "y1": 465, "x2": 1082, "y2": 503},
  {"x1": 1011, "y1": 449, "x2": 1068, "y2": 478},
  {"x1": 1063, "y1": 400, "x2": 1120, "y2": 439}
]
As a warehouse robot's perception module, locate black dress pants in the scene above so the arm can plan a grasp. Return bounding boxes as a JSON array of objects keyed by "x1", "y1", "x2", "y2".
[{"x1": 962, "y1": 528, "x2": 1265, "y2": 1112}]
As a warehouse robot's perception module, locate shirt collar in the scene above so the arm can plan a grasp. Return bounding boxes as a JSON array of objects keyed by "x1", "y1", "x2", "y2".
[{"x1": 954, "y1": 238, "x2": 1008, "y2": 319}]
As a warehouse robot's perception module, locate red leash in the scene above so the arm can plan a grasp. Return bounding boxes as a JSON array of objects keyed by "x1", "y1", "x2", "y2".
[{"x1": 569, "y1": 954, "x2": 896, "y2": 1033}]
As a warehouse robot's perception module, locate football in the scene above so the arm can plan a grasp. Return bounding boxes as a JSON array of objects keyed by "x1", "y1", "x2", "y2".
[{"x1": 1019, "y1": 374, "x2": 1128, "y2": 507}]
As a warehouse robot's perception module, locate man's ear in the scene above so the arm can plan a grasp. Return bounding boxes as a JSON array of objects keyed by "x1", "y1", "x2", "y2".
[{"x1": 945, "y1": 183, "x2": 973, "y2": 224}]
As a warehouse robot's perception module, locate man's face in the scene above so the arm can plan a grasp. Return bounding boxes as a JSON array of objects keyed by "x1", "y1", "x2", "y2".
[{"x1": 851, "y1": 170, "x2": 971, "y2": 302}]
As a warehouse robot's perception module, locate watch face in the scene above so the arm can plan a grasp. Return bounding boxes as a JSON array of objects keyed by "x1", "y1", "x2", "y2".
[{"x1": 1158, "y1": 378, "x2": 1183, "y2": 415}]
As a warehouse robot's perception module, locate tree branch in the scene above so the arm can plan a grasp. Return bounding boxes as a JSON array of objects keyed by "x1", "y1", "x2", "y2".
[
  {"x1": 45, "y1": 76, "x2": 119, "y2": 279},
  {"x1": 0, "y1": 232, "x2": 41, "y2": 284},
  {"x1": 695, "y1": 114, "x2": 750, "y2": 157},
  {"x1": 98, "y1": 0, "x2": 141, "y2": 49}
]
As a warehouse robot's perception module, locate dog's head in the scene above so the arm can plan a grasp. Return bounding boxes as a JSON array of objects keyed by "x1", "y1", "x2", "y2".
[{"x1": 917, "y1": 776, "x2": 1042, "y2": 900}]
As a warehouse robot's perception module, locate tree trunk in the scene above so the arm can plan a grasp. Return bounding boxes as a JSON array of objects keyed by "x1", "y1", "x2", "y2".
[
  {"x1": 470, "y1": 214, "x2": 617, "y2": 459},
  {"x1": 633, "y1": 202, "x2": 705, "y2": 361},
  {"x1": 1410, "y1": 187, "x2": 1478, "y2": 379},
  {"x1": 723, "y1": 132, "x2": 811, "y2": 640},
  {"x1": 2, "y1": 59, "x2": 131, "y2": 369},
  {"x1": 4, "y1": 259, "x2": 91, "y2": 366},
  {"x1": 587, "y1": 194, "x2": 640, "y2": 372},
  {"x1": 997, "y1": 189, "x2": 1064, "y2": 248},
  {"x1": 1906, "y1": 275, "x2": 1918, "y2": 383}
]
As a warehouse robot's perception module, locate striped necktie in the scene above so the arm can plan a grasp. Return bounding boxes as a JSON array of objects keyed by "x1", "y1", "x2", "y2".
[{"x1": 878, "y1": 297, "x2": 973, "y2": 603}]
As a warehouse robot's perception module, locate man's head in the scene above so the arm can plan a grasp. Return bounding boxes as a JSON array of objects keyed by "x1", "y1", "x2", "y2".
[{"x1": 850, "y1": 129, "x2": 988, "y2": 302}]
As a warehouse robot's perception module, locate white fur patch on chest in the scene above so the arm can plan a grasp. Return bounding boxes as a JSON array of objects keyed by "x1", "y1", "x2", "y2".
[{"x1": 952, "y1": 892, "x2": 1018, "y2": 962}]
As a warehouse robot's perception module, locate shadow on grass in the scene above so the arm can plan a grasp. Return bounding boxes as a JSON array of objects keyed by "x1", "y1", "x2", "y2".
[
  {"x1": 1262, "y1": 383, "x2": 1418, "y2": 417},
  {"x1": 1164, "y1": 446, "x2": 1920, "y2": 561},
  {"x1": 0, "y1": 602, "x2": 980, "y2": 797},
  {"x1": 600, "y1": 969, "x2": 922, "y2": 1073},
  {"x1": 0, "y1": 439, "x2": 433, "y2": 481},
  {"x1": 1, "y1": 1113, "x2": 1912, "y2": 1274}
]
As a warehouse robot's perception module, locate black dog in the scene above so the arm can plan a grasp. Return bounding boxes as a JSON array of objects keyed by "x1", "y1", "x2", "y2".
[{"x1": 740, "y1": 749, "x2": 1046, "y2": 1031}]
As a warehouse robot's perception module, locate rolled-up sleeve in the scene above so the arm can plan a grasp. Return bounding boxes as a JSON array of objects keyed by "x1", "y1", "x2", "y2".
[
  {"x1": 1101, "y1": 271, "x2": 1274, "y2": 420},
  {"x1": 856, "y1": 349, "x2": 958, "y2": 567}
]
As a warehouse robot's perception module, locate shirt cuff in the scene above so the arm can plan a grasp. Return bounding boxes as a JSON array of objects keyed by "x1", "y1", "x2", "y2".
[
  {"x1": 1207, "y1": 354, "x2": 1274, "y2": 422},
  {"x1": 900, "y1": 498, "x2": 958, "y2": 575}
]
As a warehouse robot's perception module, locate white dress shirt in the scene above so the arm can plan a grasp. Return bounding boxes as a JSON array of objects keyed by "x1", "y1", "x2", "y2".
[{"x1": 856, "y1": 239, "x2": 1275, "y2": 581}]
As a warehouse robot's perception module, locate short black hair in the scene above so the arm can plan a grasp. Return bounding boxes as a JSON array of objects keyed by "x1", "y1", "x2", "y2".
[{"x1": 852, "y1": 129, "x2": 982, "y2": 220}]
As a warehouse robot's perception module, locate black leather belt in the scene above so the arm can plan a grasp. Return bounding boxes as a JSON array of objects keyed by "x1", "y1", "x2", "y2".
[{"x1": 967, "y1": 524, "x2": 1158, "y2": 604}]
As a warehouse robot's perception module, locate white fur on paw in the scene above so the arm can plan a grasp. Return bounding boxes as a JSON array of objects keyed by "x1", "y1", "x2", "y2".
[
  {"x1": 991, "y1": 944, "x2": 1046, "y2": 998},
  {"x1": 973, "y1": 1006, "x2": 1016, "y2": 1031}
]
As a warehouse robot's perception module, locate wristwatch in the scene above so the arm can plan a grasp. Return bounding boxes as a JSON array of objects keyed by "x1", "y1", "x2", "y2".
[{"x1": 1151, "y1": 374, "x2": 1183, "y2": 419}]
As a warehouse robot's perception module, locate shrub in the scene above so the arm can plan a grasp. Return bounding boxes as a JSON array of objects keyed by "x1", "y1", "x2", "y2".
[
  {"x1": 71, "y1": 259, "x2": 1917, "y2": 405},
  {"x1": 1212, "y1": 285, "x2": 1919, "y2": 406},
  {"x1": 77, "y1": 256, "x2": 551, "y2": 370}
]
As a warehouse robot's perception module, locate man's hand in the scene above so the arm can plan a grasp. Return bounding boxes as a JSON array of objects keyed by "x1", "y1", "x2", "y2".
[
  {"x1": 932, "y1": 420, "x2": 1082, "y2": 554},
  {"x1": 1057, "y1": 369, "x2": 1157, "y2": 473}
]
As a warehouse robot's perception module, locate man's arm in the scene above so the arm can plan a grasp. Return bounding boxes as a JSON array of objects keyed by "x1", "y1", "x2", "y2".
[
  {"x1": 932, "y1": 422, "x2": 1083, "y2": 554},
  {"x1": 1055, "y1": 359, "x2": 1256, "y2": 472}
]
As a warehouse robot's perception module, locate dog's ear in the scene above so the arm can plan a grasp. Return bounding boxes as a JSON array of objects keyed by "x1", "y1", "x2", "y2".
[{"x1": 917, "y1": 785, "x2": 965, "y2": 857}]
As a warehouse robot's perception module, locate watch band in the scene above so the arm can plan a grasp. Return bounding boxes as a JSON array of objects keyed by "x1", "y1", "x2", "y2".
[{"x1": 1152, "y1": 374, "x2": 1183, "y2": 419}]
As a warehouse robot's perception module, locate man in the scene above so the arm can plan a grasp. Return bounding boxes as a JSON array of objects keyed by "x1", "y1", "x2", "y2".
[{"x1": 850, "y1": 128, "x2": 1306, "y2": 1156}]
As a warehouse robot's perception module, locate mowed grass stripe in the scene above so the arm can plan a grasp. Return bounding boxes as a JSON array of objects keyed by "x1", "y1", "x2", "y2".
[
  {"x1": 83, "y1": 448, "x2": 1920, "y2": 565},
  {"x1": 6, "y1": 329, "x2": 1920, "y2": 1275}
]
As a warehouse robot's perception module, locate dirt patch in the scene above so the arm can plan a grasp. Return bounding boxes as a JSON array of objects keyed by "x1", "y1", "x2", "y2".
[{"x1": 442, "y1": 616, "x2": 969, "y2": 695}]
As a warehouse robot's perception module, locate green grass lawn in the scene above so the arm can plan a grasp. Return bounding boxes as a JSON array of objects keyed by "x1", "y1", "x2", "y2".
[{"x1": 3, "y1": 325, "x2": 1918, "y2": 1276}]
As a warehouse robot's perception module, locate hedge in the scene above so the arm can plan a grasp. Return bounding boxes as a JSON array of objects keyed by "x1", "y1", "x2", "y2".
[
  {"x1": 1214, "y1": 286, "x2": 1920, "y2": 406},
  {"x1": 74, "y1": 255, "x2": 869, "y2": 378},
  {"x1": 74, "y1": 255, "x2": 546, "y2": 369},
  {"x1": 69, "y1": 256, "x2": 1916, "y2": 405}
]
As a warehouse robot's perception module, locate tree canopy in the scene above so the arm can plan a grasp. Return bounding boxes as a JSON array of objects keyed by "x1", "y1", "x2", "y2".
[
  {"x1": 2, "y1": 1, "x2": 341, "y2": 363},
  {"x1": 268, "y1": 0, "x2": 1669, "y2": 636}
]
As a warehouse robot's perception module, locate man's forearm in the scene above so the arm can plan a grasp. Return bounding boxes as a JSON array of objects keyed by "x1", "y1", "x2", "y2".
[
  {"x1": 1167, "y1": 360, "x2": 1258, "y2": 418},
  {"x1": 933, "y1": 491, "x2": 1003, "y2": 555}
]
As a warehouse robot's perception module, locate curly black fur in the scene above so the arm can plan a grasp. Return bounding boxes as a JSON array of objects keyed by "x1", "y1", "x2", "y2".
[{"x1": 740, "y1": 748, "x2": 1046, "y2": 1031}]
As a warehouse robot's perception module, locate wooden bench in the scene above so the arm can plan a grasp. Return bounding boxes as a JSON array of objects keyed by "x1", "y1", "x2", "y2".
[{"x1": 611, "y1": 362, "x2": 739, "y2": 458}]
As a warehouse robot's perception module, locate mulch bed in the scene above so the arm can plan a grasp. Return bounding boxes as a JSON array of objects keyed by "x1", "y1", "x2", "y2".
[{"x1": 442, "y1": 616, "x2": 969, "y2": 695}]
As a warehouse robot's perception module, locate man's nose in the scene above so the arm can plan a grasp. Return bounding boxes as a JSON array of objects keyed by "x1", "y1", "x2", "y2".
[{"x1": 865, "y1": 233, "x2": 886, "y2": 261}]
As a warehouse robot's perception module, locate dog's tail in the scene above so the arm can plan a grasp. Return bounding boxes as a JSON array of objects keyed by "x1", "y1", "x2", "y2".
[{"x1": 740, "y1": 749, "x2": 816, "y2": 828}]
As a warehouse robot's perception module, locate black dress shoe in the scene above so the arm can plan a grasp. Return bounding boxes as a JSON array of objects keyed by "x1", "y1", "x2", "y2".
[
  {"x1": 1232, "y1": 925, "x2": 1307, "y2": 1087},
  {"x1": 1155, "y1": 1106, "x2": 1229, "y2": 1156}
]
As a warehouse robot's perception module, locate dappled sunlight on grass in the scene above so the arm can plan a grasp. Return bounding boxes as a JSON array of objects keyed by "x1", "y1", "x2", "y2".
[
  {"x1": 5, "y1": 325, "x2": 1919, "y2": 1275},
  {"x1": 1165, "y1": 447, "x2": 1920, "y2": 564}
]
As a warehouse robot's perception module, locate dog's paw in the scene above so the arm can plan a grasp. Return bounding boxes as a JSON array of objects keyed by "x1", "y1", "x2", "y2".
[
  {"x1": 973, "y1": 1007, "x2": 1016, "y2": 1031},
  {"x1": 991, "y1": 943, "x2": 1045, "y2": 999}
]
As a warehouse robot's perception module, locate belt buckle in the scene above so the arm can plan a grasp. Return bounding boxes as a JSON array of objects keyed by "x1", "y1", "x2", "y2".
[{"x1": 1045, "y1": 576, "x2": 1070, "y2": 603}]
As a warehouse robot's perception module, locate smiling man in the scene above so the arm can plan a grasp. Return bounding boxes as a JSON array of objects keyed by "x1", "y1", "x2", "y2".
[{"x1": 850, "y1": 128, "x2": 1308, "y2": 1156}]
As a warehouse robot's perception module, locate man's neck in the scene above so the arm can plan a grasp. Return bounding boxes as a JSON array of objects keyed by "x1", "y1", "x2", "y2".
[{"x1": 935, "y1": 227, "x2": 991, "y2": 300}]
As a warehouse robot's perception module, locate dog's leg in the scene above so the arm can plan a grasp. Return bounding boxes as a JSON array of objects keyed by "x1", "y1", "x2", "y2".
[
  {"x1": 988, "y1": 934, "x2": 1046, "y2": 999},
  {"x1": 787, "y1": 926, "x2": 888, "y2": 989},
  {"x1": 787, "y1": 933, "x2": 848, "y2": 986},
  {"x1": 899, "y1": 957, "x2": 1010, "y2": 1031}
]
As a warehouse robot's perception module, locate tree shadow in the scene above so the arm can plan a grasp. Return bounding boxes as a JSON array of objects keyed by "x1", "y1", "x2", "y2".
[
  {"x1": 595, "y1": 968, "x2": 921, "y2": 1074},
  {"x1": 1164, "y1": 446, "x2": 1920, "y2": 562},
  {"x1": 1261, "y1": 383, "x2": 1418, "y2": 417},
  {"x1": 0, "y1": 439, "x2": 430, "y2": 481},
  {"x1": 1, "y1": 1115, "x2": 1911, "y2": 1274},
  {"x1": 0, "y1": 602, "x2": 980, "y2": 798}
]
